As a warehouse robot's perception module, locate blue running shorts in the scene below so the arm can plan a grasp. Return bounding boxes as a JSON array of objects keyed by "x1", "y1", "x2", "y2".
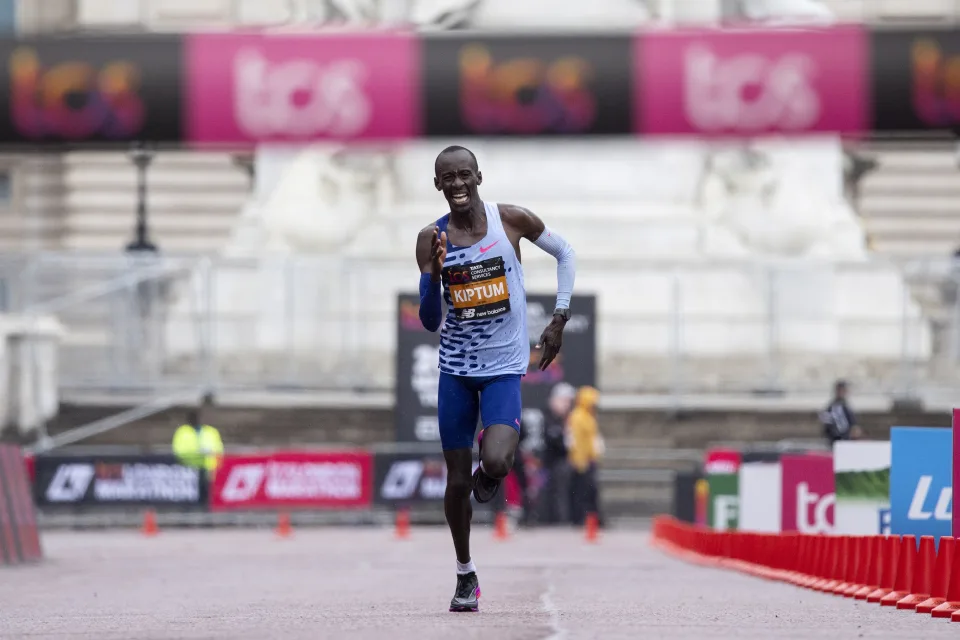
[{"x1": 437, "y1": 373, "x2": 523, "y2": 451}]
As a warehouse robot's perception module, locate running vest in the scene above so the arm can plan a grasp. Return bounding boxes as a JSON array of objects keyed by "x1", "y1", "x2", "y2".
[{"x1": 436, "y1": 202, "x2": 528, "y2": 377}]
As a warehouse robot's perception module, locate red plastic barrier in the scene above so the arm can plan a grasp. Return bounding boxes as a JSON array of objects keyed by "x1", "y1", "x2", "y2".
[
  {"x1": 0, "y1": 445, "x2": 42, "y2": 566},
  {"x1": 650, "y1": 517, "x2": 959, "y2": 624}
]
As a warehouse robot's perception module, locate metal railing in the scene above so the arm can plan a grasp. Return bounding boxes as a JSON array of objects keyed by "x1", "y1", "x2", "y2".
[{"x1": 0, "y1": 252, "x2": 956, "y2": 399}]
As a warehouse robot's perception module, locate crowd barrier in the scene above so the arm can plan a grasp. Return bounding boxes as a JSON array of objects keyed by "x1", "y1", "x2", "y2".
[
  {"x1": 651, "y1": 516, "x2": 960, "y2": 622},
  {"x1": 29, "y1": 449, "x2": 495, "y2": 512},
  {"x1": 2, "y1": 25, "x2": 960, "y2": 146},
  {"x1": 0, "y1": 444, "x2": 42, "y2": 565}
]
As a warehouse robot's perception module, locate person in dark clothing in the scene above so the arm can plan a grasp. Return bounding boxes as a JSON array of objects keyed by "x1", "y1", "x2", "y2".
[
  {"x1": 819, "y1": 380, "x2": 863, "y2": 444},
  {"x1": 539, "y1": 382, "x2": 577, "y2": 525}
]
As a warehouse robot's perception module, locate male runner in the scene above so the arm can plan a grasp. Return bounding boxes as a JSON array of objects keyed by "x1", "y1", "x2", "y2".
[{"x1": 415, "y1": 146, "x2": 576, "y2": 612}]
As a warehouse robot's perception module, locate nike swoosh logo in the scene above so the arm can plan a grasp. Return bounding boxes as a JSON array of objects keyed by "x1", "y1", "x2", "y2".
[{"x1": 479, "y1": 241, "x2": 499, "y2": 254}]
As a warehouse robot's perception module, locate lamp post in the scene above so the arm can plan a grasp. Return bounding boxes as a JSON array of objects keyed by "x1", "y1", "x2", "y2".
[{"x1": 126, "y1": 142, "x2": 157, "y2": 253}]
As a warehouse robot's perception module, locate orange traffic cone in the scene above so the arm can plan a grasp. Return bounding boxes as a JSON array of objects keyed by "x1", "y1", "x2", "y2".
[
  {"x1": 917, "y1": 536, "x2": 955, "y2": 614},
  {"x1": 832, "y1": 536, "x2": 855, "y2": 595},
  {"x1": 395, "y1": 508, "x2": 411, "y2": 540},
  {"x1": 585, "y1": 512, "x2": 599, "y2": 543},
  {"x1": 854, "y1": 535, "x2": 882, "y2": 600},
  {"x1": 141, "y1": 509, "x2": 158, "y2": 537},
  {"x1": 843, "y1": 536, "x2": 869, "y2": 597},
  {"x1": 276, "y1": 511, "x2": 292, "y2": 538},
  {"x1": 897, "y1": 535, "x2": 935, "y2": 609},
  {"x1": 493, "y1": 511, "x2": 509, "y2": 540},
  {"x1": 816, "y1": 536, "x2": 843, "y2": 592},
  {"x1": 880, "y1": 535, "x2": 916, "y2": 606},
  {"x1": 932, "y1": 536, "x2": 960, "y2": 618},
  {"x1": 867, "y1": 536, "x2": 900, "y2": 603}
]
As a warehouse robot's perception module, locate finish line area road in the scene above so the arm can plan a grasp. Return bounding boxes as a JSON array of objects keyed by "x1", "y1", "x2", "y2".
[{"x1": 2, "y1": 528, "x2": 955, "y2": 640}]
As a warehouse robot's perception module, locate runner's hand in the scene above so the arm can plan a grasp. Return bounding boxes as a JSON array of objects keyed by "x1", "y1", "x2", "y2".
[
  {"x1": 536, "y1": 317, "x2": 565, "y2": 371},
  {"x1": 431, "y1": 226, "x2": 447, "y2": 280}
]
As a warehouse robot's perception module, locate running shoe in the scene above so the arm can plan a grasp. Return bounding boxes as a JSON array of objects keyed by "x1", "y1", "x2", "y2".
[
  {"x1": 472, "y1": 429, "x2": 502, "y2": 503},
  {"x1": 449, "y1": 571, "x2": 480, "y2": 612}
]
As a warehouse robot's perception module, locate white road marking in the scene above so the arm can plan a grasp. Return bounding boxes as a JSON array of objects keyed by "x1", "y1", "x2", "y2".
[{"x1": 540, "y1": 572, "x2": 567, "y2": 640}]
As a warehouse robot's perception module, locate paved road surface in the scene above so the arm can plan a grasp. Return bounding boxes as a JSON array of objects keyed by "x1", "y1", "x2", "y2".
[{"x1": 2, "y1": 526, "x2": 957, "y2": 639}]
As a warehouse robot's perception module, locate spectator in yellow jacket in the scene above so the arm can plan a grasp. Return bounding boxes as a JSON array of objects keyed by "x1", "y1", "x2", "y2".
[
  {"x1": 567, "y1": 386, "x2": 603, "y2": 525},
  {"x1": 172, "y1": 404, "x2": 224, "y2": 482}
]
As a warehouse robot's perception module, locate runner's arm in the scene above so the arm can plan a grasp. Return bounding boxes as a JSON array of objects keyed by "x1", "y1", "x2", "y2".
[
  {"x1": 416, "y1": 225, "x2": 443, "y2": 332},
  {"x1": 501, "y1": 205, "x2": 576, "y2": 311}
]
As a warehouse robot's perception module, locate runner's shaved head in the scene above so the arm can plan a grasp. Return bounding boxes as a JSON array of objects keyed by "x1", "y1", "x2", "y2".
[{"x1": 436, "y1": 145, "x2": 478, "y2": 175}]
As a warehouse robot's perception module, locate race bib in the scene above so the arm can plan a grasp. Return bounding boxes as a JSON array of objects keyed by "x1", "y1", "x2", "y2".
[{"x1": 443, "y1": 257, "x2": 511, "y2": 321}]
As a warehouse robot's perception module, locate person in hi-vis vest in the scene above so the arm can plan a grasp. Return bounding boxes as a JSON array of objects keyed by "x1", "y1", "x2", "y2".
[{"x1": 173, "y1": 405, "x2": 223, "y2": 481}]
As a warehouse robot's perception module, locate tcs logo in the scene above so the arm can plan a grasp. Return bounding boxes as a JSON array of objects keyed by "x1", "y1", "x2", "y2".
[
  {"x1": 795, "y1": 481, "x2": 835, "y2": 534},
  {"x1": 10, "y1": 47, "x2": 145, "y2": 139},
  {"x1": 911, "y1": 39, "x2": 960, "y2": 126},
  {"x1": 233, "y1": 47, "x2": 373, "y2": 139},
  {"x1": 683, "y1": 44, "x2": 821, "y2": 133},
  {"x1": 446, "y1": 268, "x2": 473, "y2": 285},
  {"x1": 458, "y1": 45, "x2": 597, "y2": 134}
]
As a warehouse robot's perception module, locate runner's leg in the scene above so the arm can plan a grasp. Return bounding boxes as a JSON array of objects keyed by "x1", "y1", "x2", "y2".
[
  {"x1": 438, "y1": 373, "x2": 480, "y2": 563},
  {"x1": 473, "y1": 375, "x2": 522, "y2": 501}
]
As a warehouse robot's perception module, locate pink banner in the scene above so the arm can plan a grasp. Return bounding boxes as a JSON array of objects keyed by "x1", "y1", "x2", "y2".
[
  {"x1": 954, "y1": 409, "x2": 959, "y2": 537},
  {"x1": 636, "y1": 26, "x2": 868, "y2": 137},
  {"x1": 186, "y1": 33, "x2": 420, "y2": 145},
  {"x1": 210, "y1": 451, "x2": 373, "y2": 511},
  {"x1": 780, "y1": 453, "x2": 835, "y2": 534}
]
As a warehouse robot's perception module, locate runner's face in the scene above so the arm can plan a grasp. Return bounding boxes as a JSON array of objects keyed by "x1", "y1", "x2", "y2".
[{"x1": 435, "y1": 150, "x2": 481, "y2": 214}]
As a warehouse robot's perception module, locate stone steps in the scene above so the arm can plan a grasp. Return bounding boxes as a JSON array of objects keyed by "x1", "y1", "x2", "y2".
[
  {"x1": 60, "y1": 151, "x2": 248, "y2": 253},
  {"x1": 859, "y1": 143, "x2": 960, "y2": 262}
]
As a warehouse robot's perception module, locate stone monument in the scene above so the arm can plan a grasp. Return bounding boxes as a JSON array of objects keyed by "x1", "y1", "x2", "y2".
[{"x1": 165, "y1": 0, "x2": 932, "y2": 394}]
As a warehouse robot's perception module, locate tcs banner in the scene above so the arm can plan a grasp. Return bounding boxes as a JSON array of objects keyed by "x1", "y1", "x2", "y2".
[
  {"x1": 210, "y1": 451, "x2": 373, "y2": 511},
  {"x1": 780, "y1": 453, "x2": 835, "y2": 534},
  {"x1": 636, "y1": 26, "x2": 867, "y2": 138}
]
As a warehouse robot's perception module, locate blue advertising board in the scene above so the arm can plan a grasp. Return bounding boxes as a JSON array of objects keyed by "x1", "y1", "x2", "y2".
[{"x1": 890, "y1": 427, "x2": 952, "y2": 544}]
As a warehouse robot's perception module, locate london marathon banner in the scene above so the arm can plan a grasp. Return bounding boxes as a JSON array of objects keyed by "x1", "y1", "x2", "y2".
[
  {"x1": 372, "y1": 450, "x2": 492, "y2": 510},
  {"x1": 394, "y1": 293, "x2": 596, "y2": 444},
  {"x1": 34, "y1": 454, "x2": 206, "y2": 507},
  {"x1": 210, "y1": 451, "x2": 373, "y2": 511}
]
